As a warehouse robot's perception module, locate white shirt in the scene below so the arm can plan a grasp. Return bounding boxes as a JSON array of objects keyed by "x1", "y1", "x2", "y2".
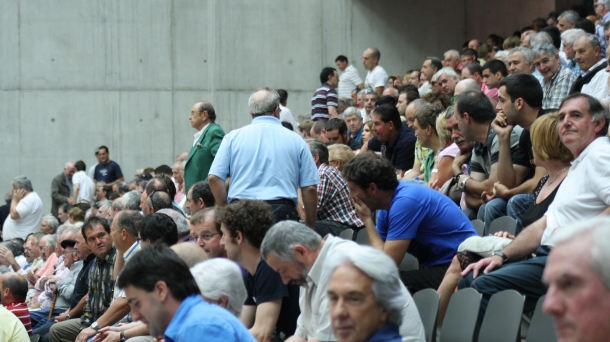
[
  {"x1": 294, "y1": 235, "x2": 426, "y2": 342},
  {"x1": 87, "y1": 163, "x2": 97, "y2": 180},
  {"x1": 338, "y1": 64, "x2": 363, "y2": 98},
  {"x1": 364, "y1": 65, "x2": 388, "y2": 91},
  {"x1": 360, "y1": 108, "x2": 371, "y2": 123},
  {"x1": 72, "y1": 170, "x2": 94, "y2": 203},
  {"x1": 2, "y1": 192, "x2": 43, "y2": 240},
  {"x1": 279, "y1": 104, "x2": 299, "y2": 132},
  {"x1": 542, "y1": 137, "x2": 610, "y2": 246},
  {"x1": 581, "y1": 59, "x2": 609, "y2": 100},
  {"x1": 193, "y1": 123, "x2": 210, "y2": 147},
  {"x1": 418, "y1": 81, "x2": 431, "y2": 96}
]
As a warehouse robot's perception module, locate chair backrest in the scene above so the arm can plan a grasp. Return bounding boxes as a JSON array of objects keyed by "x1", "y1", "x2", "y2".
[
  {"x1": 526, "y1": 295, "x2": 557, "y2": 342},
  {"x1": 488, "y1": 216, "x2": 517, "y2": 236},
  {"x1": 439, "y1": 288, "x2": 482, "y2": 342},
  {"x1": 355, "y1": 230, "x2": 370, "y2": 245},
  {"x1": 339, "y1": 228, "x2": 354, "y2": 240},
  {"x1": 478, "y1": 290, "x2": 525, "y2": 342},
  {"x1": 30, "y1": 334, "x2": 41, "y2": 342},
  {"x1": 471, "y1": 219, "x2": 485, "y2": 236},
  {"x1": 413, "y1": 289, "x2": 440, "y2": 342},
  {"x1": 399, "y1": 253, "x2": 419, "y2": 272}
]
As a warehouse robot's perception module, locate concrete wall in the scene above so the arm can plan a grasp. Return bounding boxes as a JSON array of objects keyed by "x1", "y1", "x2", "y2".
[{"x1": 0, "y1": 0, "x2": 554, "y2": 214}]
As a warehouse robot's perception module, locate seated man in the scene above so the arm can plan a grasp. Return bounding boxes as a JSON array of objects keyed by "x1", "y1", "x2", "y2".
[
  {"x1": 118, "y1": 244, "x2": 255, "y2": 342},
  {"x1": 344, "y1": 108, "x2": 363, "y2": 142},
  {"x1": 434, "y1": 67, "x2": 459, "y2": 100},
  {"x1": 543, "y1": 216, "x2": 610, "y2": 342},
  {"x1": 304, "y1": 139, "x2": 364, "y2": 237},
  {"x1": 261, "y1": 220, "x2": 426, "y2": 342},
  {"x1": 401, "y1": 99, "x2": 431, "y2": 180},
  {"x1": 189, "y1": 208, "x2": 226, "y2": 258},
  {"x1": 0, "y1": 272, "x2": 32, "y2": 335},
  {"x1": 217, "y1": 200, "x2": 300, "y2": 341},
  {"x1": 532, "y1": 43, "x2": 578, "y2": 109},
  {"x1": 361, "y1": 105, "x2": 417, "y2": 174},
  {"x1": 460, "y1": 93, "x2": 610, "y2": 328},
  {"x1": 0, "y1": 305, "x2": 29, "y2": 342},
  {"x1": 184, "y1": 181, "x2": 215, "y2": 216},
  {"x1": 310, "y1": 121, "x2": 329, "y2": 143},
  {"x1": 481, "y1": 59, "x2": 508, "y2": 91},
  {"x1": 190, "y1": 257, "x2": 248, "y2": 317},
  {"x1": 325, "y1": 118, "x2": 362, "y2": 150},
  {"x1": 138, "y1": 213, "x2": 179, "y2": 247},
  {"x1": 569, "y1": 34, "x2": 608, "y2": 99},
  {"x1": 343, "y1": 152, "x2": 476, "y2": 293},
  {"x1": 326, "y1": 246, "x2": 409, "y2": 342}
]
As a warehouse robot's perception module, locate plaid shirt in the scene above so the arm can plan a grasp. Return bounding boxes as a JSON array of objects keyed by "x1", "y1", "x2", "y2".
[
  {"x1": 317, "y1": 164, "x2": 364, "y2": 227},
  {"x1": 567, "y1": 59, "x2": 581, "y2": 76},
  {"x1": 81, "y1": 247, "x2": 117, "y2": 328},
  {"x1": 542, "y1": 65, "x2": 578, "y2": 109}
]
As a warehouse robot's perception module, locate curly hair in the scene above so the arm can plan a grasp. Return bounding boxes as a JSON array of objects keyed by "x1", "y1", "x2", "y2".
[{"x1": 216, "y1": 200, "x2": 275, "y2": 249}]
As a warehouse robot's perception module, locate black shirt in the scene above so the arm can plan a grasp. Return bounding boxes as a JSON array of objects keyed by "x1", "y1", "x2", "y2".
[
  {"x1": 70, "y1": 253, "x2": 96, "y2": 310},
  {"x1": 347, "y1": 137, "x2": 362, "y2": 151},
  {"x1": 367, "y1": 124, "x2": 416, "y2": 171},
  {"x1": 244, "y1": 259, "x2": 300, "y2": 336},
  {"x1": 515, "y1": 108, "x2": 556, "y2": 170}
]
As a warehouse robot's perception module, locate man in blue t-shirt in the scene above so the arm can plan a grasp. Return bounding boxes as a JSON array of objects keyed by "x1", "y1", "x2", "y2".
[
  {"x1": 343, "y1": 152, "x2": 477, "y2": 293},
  {"x1": 93, "y1": 146, "x2": 124, "y2": 187}
]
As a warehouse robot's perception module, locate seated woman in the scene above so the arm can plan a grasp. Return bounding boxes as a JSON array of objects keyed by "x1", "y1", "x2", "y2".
[
  {"x1": 427, "y1": 106, "x2": 460, "y2": 189},
  {"x1": 327, "y1": 144, "x2": 354, "y2": 172},
  {"x1": 435, "y1": 112, "x2": 573, "y2": 327},
  {"x1": 360, "y1": 121, "x2": 375, "y2": 147}
]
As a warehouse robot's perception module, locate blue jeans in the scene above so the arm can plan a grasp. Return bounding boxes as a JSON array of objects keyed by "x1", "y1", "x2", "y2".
[
  {"x1": 31, "y1": 308, "x2": 64, "y2": 336},
  {"x1": 506, "y1": 194, "x2": 535, "y2": 235},
  {"x1": 477, "y1": 198, "x2": 508, "y2": 235}
]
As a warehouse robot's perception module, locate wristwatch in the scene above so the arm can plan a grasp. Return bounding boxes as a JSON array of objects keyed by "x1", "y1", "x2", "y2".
[
  {"x1": 66, "y1": 312, "x2": 71, "y2": 319},
  {"x1": 459, "y1": 176, "x2": 470, "y2": 191},
  {"x1": 91, "y1": 322, "x2": 100, "y2": 331},
  {"x1": 492, "y1": 250, "x2": 509, "y2": 263},
  {"x1": 119, "y1": 331, "x2": 126, "y2": 342}
]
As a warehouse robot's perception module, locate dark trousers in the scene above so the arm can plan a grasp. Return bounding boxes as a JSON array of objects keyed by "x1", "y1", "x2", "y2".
[
  {"x1": 458, "y1": 246, "x2": 550, "y2": 332},
  {"x1": 314, "y1": 220, "x2": 358, "y2": 238},
  {"x1": 269, "y1": 204, "x2": 299, "y2": 223},
  {"x1": 400, "y1": 263, "x2": 451, "y2": 294}
]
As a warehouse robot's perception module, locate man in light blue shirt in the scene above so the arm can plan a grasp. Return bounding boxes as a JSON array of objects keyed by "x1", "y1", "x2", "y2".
[
  {"x1": 208, "y1": 88, "x2": 320, "y2": 228},
  {"x1": 118, "y1": 244, "x2": 255, "y2": 342}
]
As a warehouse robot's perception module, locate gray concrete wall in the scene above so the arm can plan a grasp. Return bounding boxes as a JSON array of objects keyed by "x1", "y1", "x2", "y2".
[{"x1": 0, "y1": 0, "x2": 554, "y2": 214}]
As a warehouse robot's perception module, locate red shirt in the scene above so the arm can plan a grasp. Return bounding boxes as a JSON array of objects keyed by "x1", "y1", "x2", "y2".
[{"x1": 6, "y1": 300, "x2": 32, "y2": 336}]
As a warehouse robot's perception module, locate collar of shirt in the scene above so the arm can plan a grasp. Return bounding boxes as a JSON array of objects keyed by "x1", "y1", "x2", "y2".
[
  {"x1": 124, "y1": 240, "x2": 140, "y2": 260},
  {"x1": 193, "y1": 123, "x2": 210, "y2": 147},
  {"x1": 96, "y1": 247, "x2": 117, "y2": 265},
  {"x1": 544, "y1": 64, "x2": 564, "y2": 86},
  {"x1": 366, "y1": 324, "x2": 402, "y2": 342},
  {"x1": 604, "y1": 12, "x2": 610, "y2": 23},
  {"x1": 251, "y1": 115, "x2": 281, "y2": 125},
  {"x1": 164, "y1": 295, "x2": 203, "y2": 342},
  {"x1": 306, "y1": 235, "x2": 334, "y2": 288},
  {"x1": 571, "y1": 136, "x2": 608, "y2": 168},
  {"x1": 584, "y1": 59, "x2": 606, "y2": 76},
  {"x1": 473, "y1": 125, "x2": 495, "y2": 156}
]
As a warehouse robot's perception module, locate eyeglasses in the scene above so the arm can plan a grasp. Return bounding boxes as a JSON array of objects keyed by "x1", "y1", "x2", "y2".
[{"x1": 191, "y1": 233, "x2": 220, "y2": 242}]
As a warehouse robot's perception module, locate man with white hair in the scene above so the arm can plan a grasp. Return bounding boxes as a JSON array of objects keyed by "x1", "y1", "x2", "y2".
[
  {"x1": 507, "y1": 47, "x2": 536, "y2": 75},
  {"x1": 434, "y1": 67, "x2": 459, "y2": 99},
  {"x1": 532, "y1": 43, "x2": 578, "y2": 109},
  {"x1": 326, "y1": 245, "x2": 408, "y2": 342},
  {"x1": 190, "y1": 258, "x2": 248, "y2": 317},
  {"x1": 343, "y1": 108, "x2": 363, "y2": 143},
  {"x1": 51, "y1": 162, "x2": 76, "y2": 219},
  {"x1": 543, "y1": 216, "x2": 610, "y2": 342},
  {"x1": 443, "y1": 49, "x2": 462, "y2": 71},
  {"x1": 569, "y1": 34, "x2": 609, "y2": 99},
  {"x1": 261, "y1": 220, "x2": 426, "y2": 342},
  {"x1": 40, "y1": 215, "x2": 59, "y2": 235},
  {"x1": 121, "y1": 190, "x2": 141, "y2": 211},
  {"x1": 561, "y1": 28, "x2": 587, "y2": 74},
  {"x1": 2, "y1": 176, "x2": 43, "y2": 241},
  {"x1": 557, "y1": 10, "x2": 578, "y2": 33}
]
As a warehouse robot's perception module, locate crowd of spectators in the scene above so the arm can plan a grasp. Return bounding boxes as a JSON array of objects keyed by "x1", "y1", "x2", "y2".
[{"x1": 2, "y1": 4, "x2": 610, "y2": 342}]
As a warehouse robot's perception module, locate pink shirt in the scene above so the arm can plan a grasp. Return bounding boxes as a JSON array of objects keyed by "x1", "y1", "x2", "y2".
[{"x1": 481, "y1": 82, "x2": 499, "y2": 101}]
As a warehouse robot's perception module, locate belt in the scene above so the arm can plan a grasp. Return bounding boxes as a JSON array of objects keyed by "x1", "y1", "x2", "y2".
[
  {"x1": 77, "y1": 200, "x2": 91, "y2": 204},
  {"x1": 231, "y1": 198, "x2": 295, "y2": 206}
]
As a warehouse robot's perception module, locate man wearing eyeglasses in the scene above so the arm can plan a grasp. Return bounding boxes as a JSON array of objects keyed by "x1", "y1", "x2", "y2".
[{"x1": 190, "y1": 208, "x2": 226, "y2": 258}]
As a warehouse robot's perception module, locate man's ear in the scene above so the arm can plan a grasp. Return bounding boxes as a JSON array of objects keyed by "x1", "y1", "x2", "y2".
[
  {"x1": 462, "y1": 112, "x2": 472, "y2": 124},
  {"x1": 154, "y1": 280, "x2": 170, "y2": 303},
  {"x1": 235, "y1": 230, "x2": 243, "y2": 245},
  {"x1": 515, "y1": 98, "x2": 525, "y2": 111},
  {"x1": 367, "y1": 182, "x2": 378, "y2": 196}
]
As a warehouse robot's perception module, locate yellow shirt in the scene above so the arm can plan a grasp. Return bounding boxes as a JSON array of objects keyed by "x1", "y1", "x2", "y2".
[{"x1": 0, "y1": 305, "x2": 30, "y2": 342}]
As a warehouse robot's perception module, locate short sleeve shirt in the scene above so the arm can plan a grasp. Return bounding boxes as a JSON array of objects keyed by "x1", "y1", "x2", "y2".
[
  {"x1": 470, "y1": 125, "x2": 526, "y2": 177},
  {"x1": 94, "y1": 161, "x2": 123, "y2": 184},
  {"x1": 244, "y1": 259, "x2": 300, "y2": 336},
  {"x1": 364, "y1": 66, "x2": 388, "y2": 90},
  {"x1": 367, "y1": 125, "x2": 416, "y2": 171},
  {"x1": 311, "y1": 83, "x2": 339, "y2": 121},
  {"x1": 1, "y1": 192, "x2": 43, "y2": 240},
  {"x1": 338, "y1": 65, "x2": 363, "y2": 98}
]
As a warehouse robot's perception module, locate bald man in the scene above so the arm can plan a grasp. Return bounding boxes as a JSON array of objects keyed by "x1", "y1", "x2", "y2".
[
  {"x1": 51, "y1": 162, "x2": 76, "y2": 219},
  {"x1": 171, "y1": 243, "x2": 208, "y2": 268}
]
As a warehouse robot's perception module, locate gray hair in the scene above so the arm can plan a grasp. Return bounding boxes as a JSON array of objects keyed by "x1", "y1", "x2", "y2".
[
  {"x1": 261, "y1": 221, "x2": 322, "y2": 263},
  {"x1": 157, "y1": 208, "x2": 190, "y2": 239},
  {"x1": 112, "y1": 198, "x2": 123, "y2": 212},
  {"x1": 343, "y1": 107, "x2": 361, "y2": 119},
  {"x1": 122, "y1": 190, "x2": 141, "y2": 210},
  {"x1": 56, "y1": 224, "x2": 71, "y2": 238},
  {"x1": 61, "y1": 227, "x2": 79, "y2": 239},
  {"x1": 323, "y1": 245, "x2": 407, "y2": 326},
  {"x1": 532, "y1": 42, "x2": 558, "y2": 58},
  {"x1": 98, "y1": 200, "x2": 112, "y2": 213},
  {"x1": 12, "y1": 176, "x2": 33, "y2": 192},
  {"x1": 494, "y1": 50, "x2": 509, "y2": 63},
  {"x1": 509, "y1": 47, "x2": 535, "y2": 64},
  {"x1": 584, "y1": 34, "x2": 602, "y2": 50},
  {"x1": 46, "y1": 234, "x2": 57, "y2": 251},
  {"x1": 561, "y1": 28, "x2": 587, "y2": 46},
  {"x1": 444, "y1": 49, "x2": 460, "y2": 59},
  {"x1": 249, "y1": 89, "x2": 280, "y2": 115},
  {"x1": 305, "y1": 138, "x2": 329, "y2": 165},
  {"x1": 558, "y1": 10, "x2": 579, "y2": 25},
  {"x1": 600, "y1": 0, "x2": 610, "y2": 8},
  {"x1": 551, "y1": 216, "x2": 610, "y2": 288},
  {"x1": 43, "y1": 215, "x2": 59, "y2": 231},
  {"x1": 190, "y1": 259, "x2": 248, "y2": 317},
  {"x1": 434, "y1": 67, "x2": 458, "y2": 80},
  {"x1": 530, "y1": 32, "x2": 553, "y2": 49},
  {"x1": 338, "y1": 98, "x2": 347, "y2": 108}
]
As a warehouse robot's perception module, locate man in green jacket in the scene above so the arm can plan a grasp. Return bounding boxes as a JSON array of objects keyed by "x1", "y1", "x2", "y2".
[{"x1": 184, "y1": 101, "x2": 225, "y2": 192}]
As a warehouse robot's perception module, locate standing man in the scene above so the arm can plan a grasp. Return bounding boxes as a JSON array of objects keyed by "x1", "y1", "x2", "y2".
[
  {"x1": 208, "y1": 89, "x2": 320, "y2": 228},
  {"x1": 311, "y1": 67, "x2": 339, "y2": 121},
  {"x1": 363, "y1": 48, "x2": 388, "y2": 96},
  {"x1": 277, "y1": 89, "x2": 299, "y2": 131},
  {"x1": 335, "y1": 55, "x2": 363, "y2": 98},
  {"x1": 51, "y1": 162, "x2": 76, "y2": 219},
  {"x1": 93, "y1": 146, "x2": 124, "y2": 187},
  {"x1": 184, "y1": 101, "x2": 226, "y2": 193},
  {"x1": 2, "y1": 176, "x2": 43, "y2": 241},
  {"x1": 71, "y1": 160, "x2": 94, "y2": 213}
]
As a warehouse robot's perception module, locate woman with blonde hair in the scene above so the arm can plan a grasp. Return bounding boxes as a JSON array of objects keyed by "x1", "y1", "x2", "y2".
[{"x1": 327, "y1": 144, "x2": 355, "y2": 172}]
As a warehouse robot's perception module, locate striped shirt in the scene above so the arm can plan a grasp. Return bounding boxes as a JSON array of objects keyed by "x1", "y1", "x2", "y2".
[
  {"x1": 81, "y1": 248, "x2": 116, "y2": 328},
  {"x1": 338, "y1": 64, "x2": 362, "y2": 98},
  {"x1": 311, "y1": 83, "x2": 338, "y2": 121},
  {"x1": 6, "y1": 300, "x2": 32, "y2": 336},
  {"x1": 542, "y1": 64, "x2": 578, "y2": 109},
  {"x1": 316, "y1": 164, "x2": 364, "y2": 227}
]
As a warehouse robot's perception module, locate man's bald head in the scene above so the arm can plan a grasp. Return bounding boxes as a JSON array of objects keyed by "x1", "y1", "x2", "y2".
[
  {"x1": 454, "y1": 79, "x2": 481, "y2": 97},
  {"x1": 171, "y1": 243, "x2": 208, "y2": 268},
  {"x1": 0, "y1": 272, "x2": 28, "y2": 303},
  {"x1": 64, "y1": 162, "x2": 76, "y2": 179}
]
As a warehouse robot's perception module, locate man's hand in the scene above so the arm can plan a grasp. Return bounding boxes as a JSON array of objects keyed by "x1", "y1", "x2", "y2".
[
  {"x1": 393, "y1": 74, "x2": 404, "y2": 88},
  {"x1": 493, "y1": 182, "x2": 510, "y2": 199},
  {"x1": 461, "y1": 255, "x2": 504, "y2": 279},
  {"x1": 26, "y1": 268, "x2": 39, "y2": 284},
  {"x1": 67, "y1": 198, "x2": 75, "y2": 205},
  {"x1": 352, "y1": 196, "x2": 372, "y2": 220},
  {"x1": 452, "y1": 150, "x2": 472, "y2": 174},
  {"x1": 12, "y1": 188, "x2": 26, "y2": 202},
  {"x1": 0, "y1": 247, "x2": 18, "y2": 269},
  {"x1": 55, "y1": 311, "x2": 68, "y2": 323},
  {"x1": 92, "y1": 326, "x2": 122, "y2": 342},
  {"x1": 76, "y1": 327, "x2": 97, "y2": 342},
  {"x1": 481, "y1": 187, "x2": 496, "y2": 203},
  {"x1": 428, "y1": 179, "x2": 439, "y2": 190},
  {"x1": 491, "y1": 113, "x2": 514, "y2": 139},
  {"x1": 493, "y1": 231, "x2": 516, "y2": 240}
]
